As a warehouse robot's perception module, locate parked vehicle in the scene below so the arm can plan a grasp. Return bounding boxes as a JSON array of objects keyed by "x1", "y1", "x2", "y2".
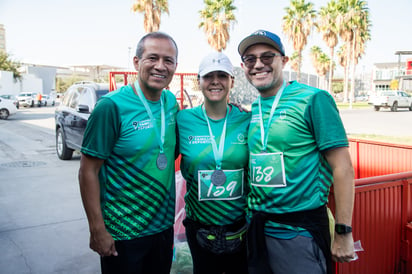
[
  {"x1": 369, "y1": 90, "x2": 412, "y2": 112},
  {"x1": 0, "y1": 94, "x2": 19, "y2": 108},
  {"x1": 17, "y1": 92, "x2": 40, "y2": 107},
  {"x1": 41, "y1": 95, "x2": 55, "y2": 106},
  {"x1": 55, "y1": 82, "x2": 110, "y2": 160},
  {"x1": 0, "y1": 97, "x2": 18, "y2": 119}
]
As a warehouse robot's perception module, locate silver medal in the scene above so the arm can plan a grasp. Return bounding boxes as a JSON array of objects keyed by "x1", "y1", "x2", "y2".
[
  {"x1": 211, "y1": 170, "x2": 226, "y2": 186},
  {"x1": 156, "y1": 153, "x2": 168, "y2": 170}
]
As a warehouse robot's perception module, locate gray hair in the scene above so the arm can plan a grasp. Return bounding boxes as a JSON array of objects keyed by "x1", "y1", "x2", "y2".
[{"x1": 135, "y1": 32, "x2": 178, "y2": 59}]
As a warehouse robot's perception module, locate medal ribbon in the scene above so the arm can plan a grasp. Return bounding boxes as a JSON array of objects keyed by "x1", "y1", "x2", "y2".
[
  {"x1": 202, "y1": 105, "x2": 229, "y2": 170},
  {"x1": 134, "y1": 81, "x2": 165, "y2": 153},
  {"x1": 258, "y1": 80, "x2": 286, "y2": 151}
]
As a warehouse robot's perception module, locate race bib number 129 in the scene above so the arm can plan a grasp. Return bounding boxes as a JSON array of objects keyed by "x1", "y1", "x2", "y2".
[{"x1": 198, "y1": 169, "x2": 244, "y2": 201}]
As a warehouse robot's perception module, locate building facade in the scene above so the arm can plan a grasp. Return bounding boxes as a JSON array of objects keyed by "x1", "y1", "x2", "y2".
[{"x1": 372, "y1": 55, "x2": 412, "y2": 95}]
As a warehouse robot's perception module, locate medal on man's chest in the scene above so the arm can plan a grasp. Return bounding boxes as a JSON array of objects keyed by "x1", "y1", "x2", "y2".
[{"x1": 156, "y1": 153, "x2": 168, "y2": 170}]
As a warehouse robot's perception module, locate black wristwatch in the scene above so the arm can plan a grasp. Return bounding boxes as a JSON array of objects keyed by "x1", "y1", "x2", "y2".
[{"x1": 335, "y1": 223, "x2": 352, "y2": 234}]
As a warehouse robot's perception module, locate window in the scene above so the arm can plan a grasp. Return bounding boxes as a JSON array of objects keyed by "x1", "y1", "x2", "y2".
[
  {"x1": 78, "y1": 87, "x2": 94, "y2": 109},
  {"x1": 62, "y1": 89, "x2": 74, "y2": 106},
  {"x1": 69, "y1": 89, "x2": 80, "y2": 109}
]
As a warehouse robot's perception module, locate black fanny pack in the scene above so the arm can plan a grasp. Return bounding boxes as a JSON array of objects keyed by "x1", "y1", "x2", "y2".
[{"x1": 196, "y1": 222, "x2": 248, "y2": 255}]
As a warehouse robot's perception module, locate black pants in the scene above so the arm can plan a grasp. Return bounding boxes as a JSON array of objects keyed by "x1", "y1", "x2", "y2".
[
  {"x1": 183, "y1": 218, "x2": 248, "y2": 274},
  {"x1": 101, "y1": 227, "x2": 173, "y2": 274}
]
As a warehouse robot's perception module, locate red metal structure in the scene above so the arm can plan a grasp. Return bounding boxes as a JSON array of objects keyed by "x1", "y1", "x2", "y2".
[
  {"x1": 109, "y1": 71, "x2": 412, "y2": 274},
  {"x1": 332, "y1": 139, "x2": 412, "y2": 274},
  {"x1": 331, "y1": 171, "x2": 412, "y2": 273},
  {"x1": 349, "y1": 139, "x2": 412, "y2": 179},
  {"x1": 406, "y1": 58, "x2": 412, "y2": 75},
  {"x1": 109, "y1": 71, "x2": 199, "y2": 109}
]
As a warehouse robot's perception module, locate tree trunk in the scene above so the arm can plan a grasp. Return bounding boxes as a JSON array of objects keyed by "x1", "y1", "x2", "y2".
[
  {"x1": 328, "y1": 47, "x2": 335, "y2": 94},
  {"x1": 343, "y1": 41, "x2": 351, "y2": 103},
  {"x1": 349, "y1": 31, "x2": 357, "y2": 108},
  {"x1": 297, "y1": 51, "x2": 302, "y2": 82}
]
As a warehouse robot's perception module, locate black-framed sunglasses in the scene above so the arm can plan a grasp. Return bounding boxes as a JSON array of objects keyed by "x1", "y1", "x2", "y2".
[{"x1": 241, "y1": 53, "x2": 282, "y2": 68}]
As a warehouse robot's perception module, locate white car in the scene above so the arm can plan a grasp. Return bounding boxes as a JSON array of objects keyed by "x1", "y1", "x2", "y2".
[
  {"x1": 41, "y1": 95, "x2": 55, "y2": 106},
  {"x1": 17, "y1": 92, "x2": 40, "y2": 107},
  {"x1": 0, "y1": 97, "x2": 18, "y2": 119}
]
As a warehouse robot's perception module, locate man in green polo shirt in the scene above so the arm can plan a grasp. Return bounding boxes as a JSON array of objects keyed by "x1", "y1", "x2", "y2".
[
  {"x1": 78, "y1": 32, "x2": 179, "y2": 274},
  {"x1": 238, "y1": 29, "x2": 355, "y2": 274}
]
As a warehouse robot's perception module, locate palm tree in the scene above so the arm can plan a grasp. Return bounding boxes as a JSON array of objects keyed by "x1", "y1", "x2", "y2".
[
  {"x1": 131, "y1": 0, "x2": 169, "y2": 32},
  {"x1": 337, "y1": 43, "x2": 349, "y2": 92},
  {"x1": 289, "y1": 51, "x2": 300, "y2": 73},
  {"x1": 349, "y1": 5, "x2": 371, "y2": 103},
  {"x1": 282, "y1": 0, "x2": 316, "y2": 82},
  {"x1": 337, "y1": 0, "x2": 370, "y2": 104},
  {"x1": 199, "y1": 0, "x2": 236, "y2": 51},
  {"x1": 310, "y1": 46, "x2": 330, "y2": 90},
  {"x1": 318, "y1": 0, "x2": 340, "y2": 93}
]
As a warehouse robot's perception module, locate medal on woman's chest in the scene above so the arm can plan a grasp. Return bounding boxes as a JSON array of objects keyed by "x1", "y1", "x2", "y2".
[
  {"x1": 211, "y1": 169, "x2": 226, "y2": 186},
  {"x1": 202, "y1": 105, "x2": 229, "y2": 186}
]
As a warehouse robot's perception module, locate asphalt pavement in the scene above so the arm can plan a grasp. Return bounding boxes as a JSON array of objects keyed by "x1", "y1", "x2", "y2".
[{"x1": 0, "y1": 106, "x2": 100, "y2": 274}]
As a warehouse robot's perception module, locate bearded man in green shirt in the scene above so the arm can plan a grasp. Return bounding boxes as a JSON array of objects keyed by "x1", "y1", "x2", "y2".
[{"x1": 238, "y1": 29, "x2": 355, "y2": 274}]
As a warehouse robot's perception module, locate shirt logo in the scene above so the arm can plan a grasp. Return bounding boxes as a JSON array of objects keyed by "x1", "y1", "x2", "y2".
[
  {"x1": 237, "y1": 133, "x2": 246, "y2": 143},
  {"x1": 231, "y1": 133, "x2": 246, "y2": 145},
  {"x1": 167, "y1": 112, "x2": 176, "y2": 126},
  {"x1": 188, "y1": 135, "x2": 211, "y2": 144},
  {"x1": 132, "y1": 119, "x2": 152, "y2": 131}
]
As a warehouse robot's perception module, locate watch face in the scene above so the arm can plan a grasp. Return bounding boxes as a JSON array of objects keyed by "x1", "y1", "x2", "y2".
[{"x1": 335, "y1": 224, "x2": 352, "y2": 234}]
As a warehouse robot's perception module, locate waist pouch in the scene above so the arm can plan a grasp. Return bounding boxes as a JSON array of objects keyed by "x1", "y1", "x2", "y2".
[{"x1": 196, "y1": 222, "x2": 248, "y2": 255}]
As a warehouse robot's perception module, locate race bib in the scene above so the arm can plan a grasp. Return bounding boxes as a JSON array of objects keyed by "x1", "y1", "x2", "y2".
[
  {"x1": 198, "y1": 169, "x2": 244, "y2": 201},
  {"x1": 250, "y1": 152, "x2": 286, "y2": 187}
]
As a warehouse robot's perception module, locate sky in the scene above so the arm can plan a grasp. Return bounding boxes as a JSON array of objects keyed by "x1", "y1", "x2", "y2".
[{"x1": 1, "y1": 0, "x2": 412, "y2": 76}]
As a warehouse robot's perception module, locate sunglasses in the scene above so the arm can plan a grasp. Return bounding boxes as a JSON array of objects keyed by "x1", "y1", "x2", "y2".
[{"x1": 241, "y1": 52, "x2": 282, "y2": 68}]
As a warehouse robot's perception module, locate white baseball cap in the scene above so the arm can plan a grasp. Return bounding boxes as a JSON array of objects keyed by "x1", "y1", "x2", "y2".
[{"x1": 198, "y1": 52, "x2": 234, "y2": 77}]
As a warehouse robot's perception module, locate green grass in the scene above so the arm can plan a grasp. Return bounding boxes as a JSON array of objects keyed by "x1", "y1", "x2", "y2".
[{"x1": 336, "y1": 102, "x2": 371, "y2": 109}]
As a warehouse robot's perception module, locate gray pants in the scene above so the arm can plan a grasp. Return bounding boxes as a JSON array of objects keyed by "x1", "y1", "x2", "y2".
[{"x1": 265, "y1": 235, "x2": 327, "y2": 274}]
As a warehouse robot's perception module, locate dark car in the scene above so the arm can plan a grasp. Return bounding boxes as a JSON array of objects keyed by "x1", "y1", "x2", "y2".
[{"x1": 55, "y1": 82, "x2": 110, "y2": 160}]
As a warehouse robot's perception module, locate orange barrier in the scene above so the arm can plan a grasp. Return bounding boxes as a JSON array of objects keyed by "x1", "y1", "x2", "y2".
[
  {"x1": 330, "y1": 172, "x2": 412, "y2": 274},
  {"x1": 332, "y1": 139, "x2": 412, "y2": 273},
  {"x1": 349, "y1": 138, "x2": 412, "y2": 179}
]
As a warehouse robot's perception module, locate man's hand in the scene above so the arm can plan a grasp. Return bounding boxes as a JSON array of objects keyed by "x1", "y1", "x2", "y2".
[
  {"x1": 331, "y1": 233, "x2": 355, "y2": 263},
  {"x1": 230, "y1": 102, "x2": 250, "y2": 112},
  {"x1": 90, "y1": 228, "x2": 118, "y2": 257}
]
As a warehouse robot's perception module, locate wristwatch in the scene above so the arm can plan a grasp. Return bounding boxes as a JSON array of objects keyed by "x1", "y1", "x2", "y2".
[{"x1": 335, "y1": 223, "x2": 352, "y2": 234}]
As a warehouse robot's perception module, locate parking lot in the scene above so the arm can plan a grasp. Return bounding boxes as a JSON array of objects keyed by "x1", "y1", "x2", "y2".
[
  {"x1": 339, "y1": 107, "x2": 412, "y2": 137},
  {"x1": 0, "y1": 105, "x2": 411, "y2": 274}
]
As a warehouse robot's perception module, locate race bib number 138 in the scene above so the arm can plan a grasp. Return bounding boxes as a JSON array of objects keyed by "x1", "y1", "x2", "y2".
[{"x1": 250, "y1": 152, "x2": 286, "y2": 187}]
